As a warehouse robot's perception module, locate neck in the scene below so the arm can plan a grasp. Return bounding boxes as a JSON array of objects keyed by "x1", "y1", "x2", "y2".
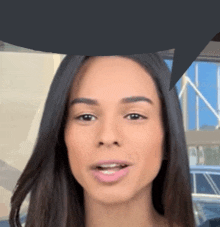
[{"x1": 84, "y1": 185, "x2": 168, "y2": 227}]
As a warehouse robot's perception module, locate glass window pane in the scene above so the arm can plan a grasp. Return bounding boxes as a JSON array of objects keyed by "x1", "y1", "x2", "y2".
[
  {"x1": 196, "y1": 174, "x2": 215, "y2": 194},
  {"x1": 210, "y1": 174, "x2": 220, "y2": 192},
  {"x1": 190, "y1": 174, "x2": 194, "y2": 193}
]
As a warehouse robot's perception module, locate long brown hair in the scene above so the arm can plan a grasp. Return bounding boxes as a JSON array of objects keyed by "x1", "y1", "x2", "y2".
[{"x1": 9, "y1": 54, "x2": 195, "y2": 227}]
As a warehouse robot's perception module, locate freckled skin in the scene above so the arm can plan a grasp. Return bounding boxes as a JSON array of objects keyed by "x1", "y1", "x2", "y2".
[{"x1": 64, "y1": 56, "x2": 167, "y2": 227}]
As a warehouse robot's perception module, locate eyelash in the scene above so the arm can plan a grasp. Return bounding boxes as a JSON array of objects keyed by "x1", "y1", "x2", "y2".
[{"x1": 75, "y1": 113, "x2": 147, "y2": 121}]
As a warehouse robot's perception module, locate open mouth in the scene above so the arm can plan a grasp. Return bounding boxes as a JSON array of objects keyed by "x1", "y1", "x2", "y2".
[
  {"x1": 90, "y1": 161, "x2": 133, "y2": 182},
  {"x1": 91, "y1": 163, "x2": 132, "y2": 183},
  {"x1": 96, "y1": 164, "x2": 128, "y2": 172}
]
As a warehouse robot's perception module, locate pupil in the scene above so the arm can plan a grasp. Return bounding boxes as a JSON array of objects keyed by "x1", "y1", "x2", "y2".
[
  {"x1": 84, "y1": 115, "x2": 91, "y2": 120},
  {"x1": 131, "y1": 114, "x2": 138, "y2": 119}
]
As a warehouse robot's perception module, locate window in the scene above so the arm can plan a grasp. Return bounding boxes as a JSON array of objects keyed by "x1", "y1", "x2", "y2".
[
  {"x1": 196, "y1": 174, "x2": 215, "y2": 194},
  {"x1": 210, "y1": 174, "x2": 220, "y2": 192},
  {"x1": 190, "y1": 174, "x2": 194, "y2": 193}
]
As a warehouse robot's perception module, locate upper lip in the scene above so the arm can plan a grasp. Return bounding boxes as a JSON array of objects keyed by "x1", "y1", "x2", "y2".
[{"x1": 90, "y1": 160, "x2": 133, "y2": 170}]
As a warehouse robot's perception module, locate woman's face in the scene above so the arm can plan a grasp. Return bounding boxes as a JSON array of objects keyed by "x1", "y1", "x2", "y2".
[{"x1": 64, "y1": 56, "x2": 164, "y2": 204}]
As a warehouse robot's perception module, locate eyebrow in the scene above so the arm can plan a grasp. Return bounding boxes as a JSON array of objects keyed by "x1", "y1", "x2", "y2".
[{"x1": 70, "y1": 96, "x2": 153, "y2": 106}]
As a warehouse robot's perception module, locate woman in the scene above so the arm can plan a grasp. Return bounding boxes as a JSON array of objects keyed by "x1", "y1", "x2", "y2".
[{"x1": 9, "y1": 53, "x2": 195, "y2": 227}]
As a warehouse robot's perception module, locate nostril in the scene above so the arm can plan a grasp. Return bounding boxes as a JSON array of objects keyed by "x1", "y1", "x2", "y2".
[{"x1": 98, "y1": 141, "x2": 119, "y2": 147}]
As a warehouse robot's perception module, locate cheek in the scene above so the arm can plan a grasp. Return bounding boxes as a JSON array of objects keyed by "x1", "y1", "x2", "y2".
[
  {"x1": 65, "y1": 124, "x2": 93, "y2": 155},
  {"x1": 130, "y1": 122, "x2": 164, "y2": 178},
  {"x1": 64, "y1": 126, "x2": 92, "y2": 179},
  {"x1": 131, "y1": 121, "x2": 164, "y2": 152}
]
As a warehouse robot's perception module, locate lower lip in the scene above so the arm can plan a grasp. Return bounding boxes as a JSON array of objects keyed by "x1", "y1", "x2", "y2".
[{"x1": 91, "y1": 166, "x2": 132, "y2": 183}]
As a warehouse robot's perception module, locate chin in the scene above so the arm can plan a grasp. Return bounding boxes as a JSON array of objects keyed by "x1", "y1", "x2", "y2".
[
  {"x1": 83, "y1": 184, "x2": 134, "y2": 205},
  {"x1": 94, "y1": 192, "x2": 133, "y2": 206}
]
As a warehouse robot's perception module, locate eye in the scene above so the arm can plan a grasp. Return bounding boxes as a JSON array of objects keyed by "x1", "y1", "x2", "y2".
[
  {"x1": 76, "y1": 114, "x2": 96, "y2": 121},
  {"x1": 125, "y1": 113, "x2": 147, "y2": 120},
  {"x1": 75, "y1": 113, "x2": 147, "y2": 122}
]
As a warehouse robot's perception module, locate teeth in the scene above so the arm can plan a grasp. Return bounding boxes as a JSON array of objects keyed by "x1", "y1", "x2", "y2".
[
  {"x1": 100, "y1": 170, "x2": 117, "y2": 175},
  {"x1": 98, "y1": 163, "x2": 127, "y2": 168}
]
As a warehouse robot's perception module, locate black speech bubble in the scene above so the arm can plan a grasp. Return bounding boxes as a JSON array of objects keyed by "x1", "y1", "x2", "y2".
[
  {"x1": 0, "y1": 1, "x2": 220, "y2": 90},
  {"x1": 169, "y1": 30, "x2": 219, "y2": 90}
]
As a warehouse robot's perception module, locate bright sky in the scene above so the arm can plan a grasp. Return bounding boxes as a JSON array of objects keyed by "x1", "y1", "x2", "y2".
[{"x1": 165, "y1": 60, "x2": 219, "y2": 130}]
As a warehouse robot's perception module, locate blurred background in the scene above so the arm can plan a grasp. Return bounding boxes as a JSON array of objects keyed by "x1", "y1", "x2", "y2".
[{"x1": 0, "y1": 41, "x2": 220, "y2": 226}]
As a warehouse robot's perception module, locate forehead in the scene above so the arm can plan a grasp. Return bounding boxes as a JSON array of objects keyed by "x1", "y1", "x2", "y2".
[{"x1": 70, "y1": 56, "x2": 159, "y2": 102}]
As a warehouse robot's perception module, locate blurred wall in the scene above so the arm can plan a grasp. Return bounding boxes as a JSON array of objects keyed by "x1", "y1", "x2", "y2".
[{"x1": 0, "y1": 51, "x2": 64, "y2": 219}]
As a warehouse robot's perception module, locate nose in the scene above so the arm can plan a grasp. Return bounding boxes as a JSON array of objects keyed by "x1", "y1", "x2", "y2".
[
  {"x1": 98, "y1": 118, "x2": 120, "y2": 148},
  {"x1": 99, "y1": 141, "x2": 119, "y2": 147}
]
